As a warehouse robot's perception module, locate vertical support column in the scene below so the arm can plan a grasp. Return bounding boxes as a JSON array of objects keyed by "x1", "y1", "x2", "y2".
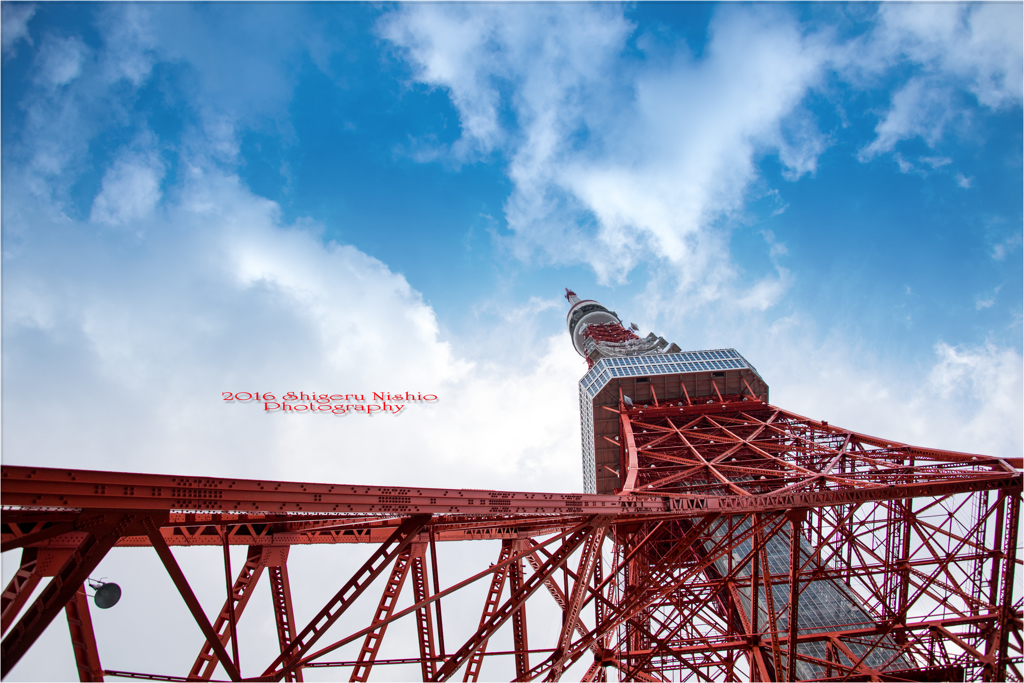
[
  {"x1": 895, "y1": 497, "x2": 913, "y2": 647},
  {"x1": 65, "y1": 585, "x2": 103, "y2": 682},
  {"x1": 725, "y1": 517, "x2": 735, "y2": 682},
  {"x1": 430, "y1": 526, "x2": 446, "y2": 662},
  {"x1": 222, "y1": 527, "x2": 240, "y2": 676},
  {"x1": 190, "y1": 545, "x2": 266, "y2": 680},
  {"x1": 547, "y1": 524, "x2": 607, "y2": 681},
  {"x1": 266, "y1": 549, "x2": 302, "y2": 682},
  {"x1": 786, "y1": 510, "x2": 804, "y2": 682},
  {"x1": 761, "y1": 539, "x2": 782, "y2": 680},
  {"x1": 511, "y1": 540, "x2": 530, "y2": 682},
  {"x1": 1, "y1": 548, "x2": 40, "y2": 635},
  {"x1": 463, "y1": 541, "x2": 514, "y2": 682},
  {"x1": 988, "y1": 491, "x2": 1020, "y2": 682},
  {"x1": 591, "y1": 541, "x2": 604, "y2": 648},
  {"x1": 747, "y1": 515, "x2": 773, "y2": 683},
  {"x1": 349, "y1": 544, "x2": 416, "y2": 682},
  {"x1": 261, "y1": 515, "x2": 430, "y2": 681},
  {"x1": 409, "y1": 544, "x2": 437, "y2": 681}
]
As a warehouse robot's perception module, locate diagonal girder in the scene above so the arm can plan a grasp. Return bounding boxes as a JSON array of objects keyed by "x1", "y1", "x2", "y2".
[
  {"x1": 463, "y1": 541, "x2": 514, "y2": 682},
  {"x1": 546, "y1": 523, "x2": 608, "y2": 680},
  {"x1": 263, "y1": 514, "x2": 430, "y2": 681},
  {"x1": 190, "y1": 545, "x2": 266, "y2": 680},
  {"x1": 0, "y1": 398, "x2": 1020, "y2": 683},
  {"x1": 432, "y1": 523, "x2": 597, "y2": 681},
  {"x1": 143, "y1": 516, "x2": 242, "y2": 682},
  {"x1": 1, "y1": 548, "x2": 41, "y2": 635},
  {"x1": 350, "y1": 543, "x2": 416, "y2": 682},
  {"x1": 2, "y1": 512, "x2": 139, "y2": 678},
  {"x1": 65, "y1": 584, "x2": 103, "y2": 682}
]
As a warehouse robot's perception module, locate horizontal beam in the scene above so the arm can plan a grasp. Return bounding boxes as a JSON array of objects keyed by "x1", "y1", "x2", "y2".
[{"x1": 3, "y1": 466, "x2": 1018, "y2": 520}]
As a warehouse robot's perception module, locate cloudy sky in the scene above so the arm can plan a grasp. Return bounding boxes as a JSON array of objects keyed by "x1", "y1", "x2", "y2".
[{"x1": 2, "y1": 2, "x2": 1021, "y2": 680}]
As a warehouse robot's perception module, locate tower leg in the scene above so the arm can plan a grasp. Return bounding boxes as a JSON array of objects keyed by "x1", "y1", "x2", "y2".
[
  {"x1": 267, "y1": 551, "x2": 302, "y2": 682},
  {"x1": 409, "y1": 544, "x2": 437, "y2": 681},
  {"x1": 65, "y1": 585, "x2": 103, "y2": 682}
]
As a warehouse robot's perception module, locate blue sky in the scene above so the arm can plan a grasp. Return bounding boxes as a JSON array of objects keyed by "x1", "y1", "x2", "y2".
[{"x1": 2, "y1": 3, "x2": 1021, "y2": 679}]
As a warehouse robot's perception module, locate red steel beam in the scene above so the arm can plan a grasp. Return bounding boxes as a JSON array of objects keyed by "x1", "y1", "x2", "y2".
[
  {"x1": 262, "y1": 515, "x2": 430, "y2": 681},
  {"x1": 266, "y1": 553, "x2": 303, "y2": 682},
  {"x1": 785, "y1": 510, "x2": 804, "y2": 682},
  {"x1": 65, "y1": 585, "x2": 103, "y2": 682},
  {"x1": 1, "y1": 519, "x2": 78, "y2": 553},
  {"x1": 432, "y1": 524, "x2": 596, "y2": 681},
  {"x1": 3, "y1": 459, "x2": 1017, "y2": 519},
  {"x1": 991, "y1": 491, "x2": 1020, "y2": 682},
  {"x1": 1, "y1": 548, "x2": 40, "y2": 635},
  {"x1": 409, "y1": 544, "x2": 437, "y2": 681},
  {"x1": 349, "y1": 544, "x2": 416, "y2": 682},
  {"x1": 2, "y1": 513, "x2": 136, "y2": 678},
  {"x1": 142, "y1": 516, "x2": 241, "y2": 682},
  {"x1": 291, "y1": 525, "x2": 587, "y2": 669},
  {"x1": 547, "y1": 524, "x2": 608, "y2": 680},
  {"x1": 189, "y1": 545, "x2": 266, "y2": 680},
  {"x1": 509, "y1": 540, "x2": 530, "y2": 681},
  {"x1": 463, "y1": 541, "x2": 513, "y2": 682}
]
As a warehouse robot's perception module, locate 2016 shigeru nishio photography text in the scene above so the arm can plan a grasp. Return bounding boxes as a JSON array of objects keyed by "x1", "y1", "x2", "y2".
[{"x1": 222, "y1": 391, "x2": 437, "y2": 415}]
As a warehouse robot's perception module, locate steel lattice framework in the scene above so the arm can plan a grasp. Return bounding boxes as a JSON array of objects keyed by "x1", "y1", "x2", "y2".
[{"x1": 2, "y1": 395, "x2": 1021, "y2": 682}]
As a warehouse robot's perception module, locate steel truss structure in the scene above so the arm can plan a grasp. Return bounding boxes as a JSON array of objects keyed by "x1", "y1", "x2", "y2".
[{"x1": 2, "y1": 397, "x2": 1022, "y2": 682}]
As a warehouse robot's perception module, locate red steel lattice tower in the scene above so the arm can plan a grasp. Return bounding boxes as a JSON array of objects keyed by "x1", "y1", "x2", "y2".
[{"x1": 1, "y1": 291, "x2": 1021, "y2": 682}]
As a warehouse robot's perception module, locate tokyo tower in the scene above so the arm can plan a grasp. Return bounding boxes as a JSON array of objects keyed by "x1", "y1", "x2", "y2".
[{"x1": 1, "y1": 291, "x2": 1021, "y2": 681}]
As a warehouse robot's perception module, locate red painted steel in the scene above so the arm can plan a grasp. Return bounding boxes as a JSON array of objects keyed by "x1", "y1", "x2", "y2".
[
  {"x1": 1, "y1": 513, "x2": 139, "y2": 678},
  {"x1": 350, "y1": 543, "x2": 416, "y2": 681},
  {"x1": 265, "y1": 548, "x2": 303, "y2": 682},
  {"x1": 65, "y1": 585, "x2": 103, "y2": 682},
  {"x1": 509, "y1": 540, "x2": 531, "y2": 681},
  {"x1": 409, "y1": 544, "x2": 438, "y2": 681},
  {"x1": 463, "y1": 541, "x2": 513, "y2": 682},
  {"x1": 143, "y1": 516, "x2": 242, "y2": 682},
  {"x1": 1, "y1": 548, "x2": 40, "y2": 635},
  {"x1": 265, "y1": 515, "x2": 429, "y2": 681},
  {"x1": 189, "y1": 545, "x2": 265, "y2": 680},
  {"x1": 1, "y1": 399, "x2": 1021, "y2": 681}
]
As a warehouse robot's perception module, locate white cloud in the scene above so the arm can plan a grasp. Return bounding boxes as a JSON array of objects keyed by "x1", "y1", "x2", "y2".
[
  {"x1": 8, "y1": 4, "x2": 336, "y2": 203},
  {"x1": 89, "y1": 150, "x2": 165, "y2": 227},
  {"x1": 1, "y1": 2, "x2": 35, "y2": 59},
  {"x1": 735, "y1": 265, "x2": 793, "y2": 312},
  {"x1": 920, "y1": 155, "x2": 951, "y2": 168},
  {"x1": 975, "y1": 285, "x2": 1001, "y2": 310},
  {"x1": 877, "y1": 3, "x2": 1023, "y2": 109},
  {"x1": 992, "y1": 231, "x2": 1023, "y2": 260},
  {"x1": 4, "y1": 164, "x2": 585, "y2": 492},
  {"x1": 924, "y1": 342, "x2": 1023, "y2": 457},
  {"x1": 860, "y1": 3, "x2": 1023, "y2": 158},
  {"x1": 859, "y1": 77, "x2": 954, "y2": 160},
  {"x1": 96, "y1": 3, "x2": 157, "y2": 86},
  {"x1": 32, "y1": 34, "x2": 87, "y2": 89},
  {"x1": 892, "y1": 152, "x2": 915, "y2": 173},
  {"x1": 383, "y1": 4, "x2": 831, "y2": 305},
  {"x1": 956, "y1": 172, "x2": 973, "y2": 189}
]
